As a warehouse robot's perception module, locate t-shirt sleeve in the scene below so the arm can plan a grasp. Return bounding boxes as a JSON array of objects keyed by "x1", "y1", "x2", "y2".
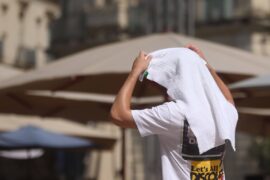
[{"x1": 131, "y1": 101, "x2": 186, "y2": 137}]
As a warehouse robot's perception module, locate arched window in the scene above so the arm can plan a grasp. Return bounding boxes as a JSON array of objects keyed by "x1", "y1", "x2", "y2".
[
  {"x1": 18, "y1": 1, "x2": 29, "y2": 19},
  {"x1": 1, "y1": 3, "x2": 8, "y2": 15}
]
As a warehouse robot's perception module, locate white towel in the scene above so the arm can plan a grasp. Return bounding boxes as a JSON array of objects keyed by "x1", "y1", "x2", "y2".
[{"x1": 142, "y1": 47, "x2": 238, "y2": 154}]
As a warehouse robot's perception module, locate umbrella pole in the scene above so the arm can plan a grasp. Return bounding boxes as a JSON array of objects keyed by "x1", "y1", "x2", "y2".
[
  {"x1": 27, "y1": 149, "x2": 32, "y2": 180},
  {"x1": 121, "y1": 128, "x2": 126, "y2": 180}
]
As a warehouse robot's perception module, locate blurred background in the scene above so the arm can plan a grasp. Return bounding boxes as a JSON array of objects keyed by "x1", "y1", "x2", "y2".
[{"x1": 0, "y1": 0, "x2": 270, "y2": 180}]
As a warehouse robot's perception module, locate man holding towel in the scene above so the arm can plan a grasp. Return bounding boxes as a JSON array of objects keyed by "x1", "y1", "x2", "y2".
[{"x1": 110, "y1": 45, "x2": 238, "y2": 180}]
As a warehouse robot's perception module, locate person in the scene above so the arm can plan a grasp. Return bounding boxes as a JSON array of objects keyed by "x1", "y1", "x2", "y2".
[{"x1": 110, "y1": 45, "x2": 236, "y2": 180}]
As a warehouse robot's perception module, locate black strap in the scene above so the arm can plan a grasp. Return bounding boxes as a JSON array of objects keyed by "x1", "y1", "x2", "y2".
[{"x1": 182, "y1": 120, "x2": 225, "y2": 161}]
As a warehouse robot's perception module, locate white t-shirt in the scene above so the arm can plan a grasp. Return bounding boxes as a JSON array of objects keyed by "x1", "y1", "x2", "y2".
[{"x1": 131, "y1": 100, "x2": 235, "y2": 180}]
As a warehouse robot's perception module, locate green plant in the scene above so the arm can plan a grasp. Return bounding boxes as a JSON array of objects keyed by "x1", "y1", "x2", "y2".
[{"x1": 249, "y1": 137, "x2": 270, "y2": 174}]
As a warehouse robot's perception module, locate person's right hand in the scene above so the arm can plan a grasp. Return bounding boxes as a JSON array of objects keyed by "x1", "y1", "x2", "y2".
[{"x1": 131, "y1": 51, "x2": 152, "y2": 74}]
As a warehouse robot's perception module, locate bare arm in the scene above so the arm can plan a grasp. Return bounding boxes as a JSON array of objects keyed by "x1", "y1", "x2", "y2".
[
  {"x1": 186, "y1": 45, "x2": 235, "y2": 105},
  {"x1": 110, "y1": 52, "x2": 151, "y2": 128},
  {"x1": 206, "y1": 64, "x2": 235, "y2": 105}
]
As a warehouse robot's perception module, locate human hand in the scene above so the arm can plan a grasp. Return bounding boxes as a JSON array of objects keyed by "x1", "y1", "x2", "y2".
[
  {"x1": 185, "y1": 44, "x2": 208, "y2": 63},
  {"x1": 186, "y1": 44, "x2": 214, "y2": 70},
  {"x1": 131, "y1": 51, "x2": 152, "y2": 74}
]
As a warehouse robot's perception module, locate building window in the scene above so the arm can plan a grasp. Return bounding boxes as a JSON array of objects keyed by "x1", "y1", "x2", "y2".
[
  {"x1": 36, "y1": 17, "x2": 42, "y2": 25},
  {"x1": 0, "y1": 40, "x2": 3, "y2": 61},
  {"x1": 105, "y1": 0, "x2": 114, "y2": 6},
  {"x1": 1, "y1": 3, "x2": 8, "y2": 15},
  {"x1": 17, "y1": 48, "x2": 36, "y2": 68},
  {"x1": 18, "y1": 1, "x2": 29, "y2": 19}
]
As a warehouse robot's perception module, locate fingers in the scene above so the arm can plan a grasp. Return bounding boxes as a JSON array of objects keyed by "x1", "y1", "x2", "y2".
[
  {"x1": 139, "y1": 51, "x2": 147, "y2": 58},
  {"x1": 185, "y1": 44, "x2": 206, "y2": 60},
  {"x1": 140, "y1": 50, "x2": 151, "y2": 62},
  {"x1": 146, "y1": 55, "x2": 152, "y2": 61},
  {"x1": 185, "y1": 44, "x2": 200, "y2": 52},
  {"x1": 185, "y1": 44, "x2": 193, "y2": 48},
  {"x1": 185, "y1": 44, "x2": 195, "y2": 49},
  {"x1": 138, "y1": 51, "x2": 151, "y2": 61}
]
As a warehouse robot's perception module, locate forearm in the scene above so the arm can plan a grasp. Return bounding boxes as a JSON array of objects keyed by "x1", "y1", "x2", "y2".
[
  {"x1": 207, "y1": 64, "x2": 235, "y2": 105},
  {"x1": 110, "y1": 51, "x2": 151, "y2": 128},
  {"x1": 110, "y1": 70, "x2": 140, "y2": 128}
]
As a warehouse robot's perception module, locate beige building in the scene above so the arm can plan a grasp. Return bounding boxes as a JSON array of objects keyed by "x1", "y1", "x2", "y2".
[
  {"x1": 250, "y1": 0, "x2": 270, "y2": 57},
  {"x1": 50, "y1": 0, "x2": 130, "y2": 57},
  {"x1": 0, "y1": 0, "x2": 60, "y2": 68},
  {"x1": 251, "y1": 32, "x2": 270, "y2": 57},
  {"x1": 251, "y1": 0, "x2": 270, "y2": 18},
  {"x1": 100, "y1": 0, "x2": 128, "y2": 29}
]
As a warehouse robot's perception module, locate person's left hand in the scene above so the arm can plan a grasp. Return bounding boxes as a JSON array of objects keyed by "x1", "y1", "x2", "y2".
[
  {"x1": 185, "y1": 44, "x2": 207, "y2": 61},
  {"x1": 131, "y1": 51, "x2": 152, "y2": 74}
]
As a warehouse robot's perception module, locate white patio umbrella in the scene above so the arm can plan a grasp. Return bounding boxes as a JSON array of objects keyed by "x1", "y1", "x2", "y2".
[
  {"x1": 230, "y1": 74, "x2": 270, "y2": 90},
  {"x1": 230, "y1": 74, "x2": 270, "y2": 97},
  {"x1": 0, "y1": 33, "x2": 268, "y2": 96},
  {"x1": 0, "y1": 114, "x2": 116, "y2": 149},
  {"x1": 0, "y1": 149, "x2": 44, "y2": 159},
  {"x1": 229, "y1": 75, "x2": 270, "y2": 135},
  {"x1": 0, "y1": 33, "x2": 268, "y2": 116},
  {"x1": 237, "y1": 107, "x2": 270, "y2": 136},
  {"x1": 229, "y1": 74, "x2": 270, "y2": 108},
  {"x1": 0, "y1": 64, "x2": 22, "y2": 82},
  {"x1": 0, "y1": 89, "x2": 163, "y2": 123},
  {"x1": 1, "y1": 33, "x2": 269, "y2": 128}
]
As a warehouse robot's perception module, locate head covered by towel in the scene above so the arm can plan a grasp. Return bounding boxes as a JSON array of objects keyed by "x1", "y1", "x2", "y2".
[{"x1": 142, "y1": 47, "x2": 238, "y2": 154}]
